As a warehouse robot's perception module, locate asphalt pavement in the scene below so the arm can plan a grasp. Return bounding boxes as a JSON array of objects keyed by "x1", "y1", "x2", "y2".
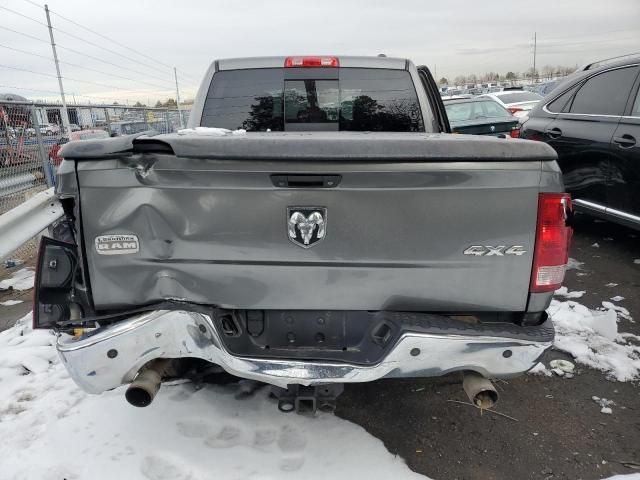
[{"x1": 337, "y1": 214, "x2": 640, "y2": 480}]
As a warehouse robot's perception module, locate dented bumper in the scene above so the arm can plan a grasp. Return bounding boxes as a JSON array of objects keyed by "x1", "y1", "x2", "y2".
[{"x1": 57, "y1": 310, "x2": 553, "y2": 393}]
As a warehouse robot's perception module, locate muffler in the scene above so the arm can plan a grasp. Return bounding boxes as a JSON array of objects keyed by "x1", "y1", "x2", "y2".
[
  {"x1": 125, "y1": 359, "x2": 173, "y2": 407},
  {"x1": 462, "y1": 371, "x2": 499, "y2": 409}
]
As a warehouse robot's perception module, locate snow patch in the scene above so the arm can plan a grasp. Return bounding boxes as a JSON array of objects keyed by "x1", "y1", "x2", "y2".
[
  {"x1": 1, "y1": 299, "x2": 24, "y2": 306},
  {"x1": 177, "y1": 127, "x2": 247, "y2": 136},
  {"x1": 0, "y1": 268, "x2": 35, "y2": 291},
  {"x1": 548, "y1": 300, "x2": 640, "y2": 382},
  {"x1": 592, "y1": 396, "x2": 615, "y2": 414},
  {"x1": 610, "y1": 296, "x2": 625, "y2": 302},
  {"x1": 566, "y1": 257, "x2": 584, "y2": 270},
  {"x1": 554, "y1": 286, "x2": 585, "y2": 299},
  {"x1": 0, "y1": 314, "x2": 426, "y2": 480},
  {"x1": 529, "y1": 362, "x2": 552, "y2": 377},
  {"x1": 602, "y1": 301, "x2": 634, "y2": 322}
]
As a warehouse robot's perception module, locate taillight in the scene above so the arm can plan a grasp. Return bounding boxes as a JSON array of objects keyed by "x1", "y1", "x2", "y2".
[
  {"x1": 284, "y1": 56, "x2": 339, "y2": 68},
  {"x1": 33, "y1": 236, "x2": 77, "y2": 329},
  {"x1": 530, "y1": 193, "x2": 573, "y2": 293},
  {"x1": 508, "y1": 107, "x2": 523, "y2": 114},
  {"x1": 510, "y1": 127, "x2": 520, "y2": 138}
]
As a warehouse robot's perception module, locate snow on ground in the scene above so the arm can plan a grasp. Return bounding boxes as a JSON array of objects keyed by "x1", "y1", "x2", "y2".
[
  {"x1": 0, "y1": 299, "x2": 24, "y2": 306},
  {"x1": 0, "y1": 314, "x2": 425, "y2": 480},
  {"x1": 554, "y1": 286, "x2": 585, "y2": 298},
  {"x1": 0, "y1": 268, "x2": 35, "y2": 292},
  {"x1": 548, "y1": 295, "x2": 640, "y2": 382},
  {"x1": 602, "y1": 301, "x2": 634, "y2": 322},
  {"x1": 177, "y1": 127, "x2": 247, "y2": 136},
  {"x1": 566, "y1": 257, "x2": 584, "y2": 270}
]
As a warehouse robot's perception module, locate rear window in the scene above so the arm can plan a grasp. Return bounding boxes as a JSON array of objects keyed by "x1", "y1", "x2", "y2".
[
  {"x1": 445, "y1": 100, "x2": 511, "y2": 122},
  {"x1": 201, "y1": 68, "x2": 424, "y2": 132},
  {"x1": 495, "y1": 92, "x2": 542, "y2": 103}
]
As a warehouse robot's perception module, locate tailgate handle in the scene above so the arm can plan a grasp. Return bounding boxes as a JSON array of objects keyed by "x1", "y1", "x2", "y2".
[{"x1": 271, "y1": 174, "x2": 341, "y2": 188}]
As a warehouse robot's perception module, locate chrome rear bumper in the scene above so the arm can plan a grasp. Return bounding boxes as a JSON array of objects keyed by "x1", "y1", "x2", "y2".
[{"x1": 57, "y1": 310, "x2": 553, "y2": 393}]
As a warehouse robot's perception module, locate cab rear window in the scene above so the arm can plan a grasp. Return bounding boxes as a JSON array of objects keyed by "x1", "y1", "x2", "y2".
[{"x1": 201, "y1": 68, "x2": 424, "y2": 132}]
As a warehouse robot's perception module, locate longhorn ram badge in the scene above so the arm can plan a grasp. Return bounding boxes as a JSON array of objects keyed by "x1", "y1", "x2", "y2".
[{"x1": 287, "y1": 207, "x2": 327, "y2": 248}]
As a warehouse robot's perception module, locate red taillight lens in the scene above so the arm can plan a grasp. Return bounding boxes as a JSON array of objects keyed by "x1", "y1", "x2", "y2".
[
  {"x1": 508, "y1": 107, "x2": 523, "y2": 114},
  {"x1": 284, "y1": 56, "x2": 339, "y2": 68},
  {"x1": 530, "y1": 193, "x2": 573, "y2": 293},
  {"x1": 510, "y1": 127, "x2": 520, "y2": 138}
]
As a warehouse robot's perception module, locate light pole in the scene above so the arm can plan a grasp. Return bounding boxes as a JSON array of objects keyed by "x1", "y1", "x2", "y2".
[{"x1": 44, "y1": 4, "x2": 71, "y2": 136}]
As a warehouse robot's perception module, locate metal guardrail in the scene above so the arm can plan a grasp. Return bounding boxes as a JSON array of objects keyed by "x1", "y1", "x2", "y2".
[{"x1": 0, "y1": 188, "x2": 63, "y2": 260}]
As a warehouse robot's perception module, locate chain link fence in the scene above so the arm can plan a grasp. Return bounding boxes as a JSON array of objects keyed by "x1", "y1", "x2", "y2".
[{"x1": 0, "y1": 100, "x2": 189, "y2": 266}]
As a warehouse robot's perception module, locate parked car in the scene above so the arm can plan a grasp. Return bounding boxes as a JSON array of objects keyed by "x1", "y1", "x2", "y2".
[
  {"x1": 39, "y1": 123, "x2": 60, "y2": 135},
  {"x1": 0, "y1": 126, "x2": 16, "y2": 138},
  {"x1": 535, "y1": 80, "x2": 560, "y2": 97},
  {"x1": 444, "y1": 97, "x2": 520, "y2": 137},
  {"x1": 39, "y1": 55, "x2": 570, "y2": 414},
  {"x1": 440, "y1": 88, "x2": 464, "y2": 98},
  {"x1": 48, "y1": 129, "x2": 110, "y2": 166},
  {"x1": 69, "y1": 123, "x2": 81, "y2": 132},
  {"x1": 521, "y1": 54, "x2": 640, "y2": 230},
  {"x1": 463, "y1": 87, "x2": 482, "y2": 96},
  {"x1": 479, "y1": 91, "x2": 543, "y2": 118}
]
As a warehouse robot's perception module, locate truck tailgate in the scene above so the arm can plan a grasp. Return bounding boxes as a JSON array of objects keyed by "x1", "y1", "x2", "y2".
[{"x1": 65, "y1": 134, "x2": 560, "y2": 313}]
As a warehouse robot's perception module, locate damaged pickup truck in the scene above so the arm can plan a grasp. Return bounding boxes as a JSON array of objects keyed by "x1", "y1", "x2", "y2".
[{"x1": 35, "y1": 56, "x2": 572, "y2": 414}]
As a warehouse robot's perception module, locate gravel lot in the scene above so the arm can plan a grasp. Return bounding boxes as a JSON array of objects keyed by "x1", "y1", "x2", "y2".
[{"x1": 0, "y1": 214, "x2": 638, "y2": 480}]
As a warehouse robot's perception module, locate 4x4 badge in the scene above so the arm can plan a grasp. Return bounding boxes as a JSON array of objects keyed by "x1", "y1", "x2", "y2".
[
  {"x1": 287, "y1": 207, "x2": 326, "y2": 248},
  {"x1": 463, "y1": 245, "x2": 527, "y2": 256}
]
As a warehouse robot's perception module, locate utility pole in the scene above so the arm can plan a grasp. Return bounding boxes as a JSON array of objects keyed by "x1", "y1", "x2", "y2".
[
  {"x1": 44, "y1": 4, "x2": 71, "y2": 136},
  {"x1": 533, "y1": 32, "x2": 537, "y2": 83},
  {"x1": 174, "y1": 67, "x2": 185, "y2": 129}
]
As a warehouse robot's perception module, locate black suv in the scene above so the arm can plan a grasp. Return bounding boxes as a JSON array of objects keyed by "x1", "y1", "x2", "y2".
[{"x1": 521, "y1": 54, "x2": 640, "y2": 230}]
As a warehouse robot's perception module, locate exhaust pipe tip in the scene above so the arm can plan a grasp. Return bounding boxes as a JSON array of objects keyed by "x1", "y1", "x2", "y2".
[
  {"x1": 470, "y1": 389, "x2": 499, "y2": 410},
  {"x1": 125, "y1": 385, "x2": 156, "y2": 408},
  {"x1": 462, "y1": 371, "x2": 499, "y2": 410},
  {"x1": 125, "y1": 367, "x2": 162, "y2": 408}
]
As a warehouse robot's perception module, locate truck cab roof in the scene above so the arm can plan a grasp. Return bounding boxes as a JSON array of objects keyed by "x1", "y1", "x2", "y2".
[{"x1": 214, "y1": 55, "x2": 409, "y2": 71}]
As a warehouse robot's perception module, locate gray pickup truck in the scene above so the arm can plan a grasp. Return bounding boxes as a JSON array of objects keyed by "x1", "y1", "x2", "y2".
[{"x1": 35, "y1": 56, "x2": 572, "y2": 413}]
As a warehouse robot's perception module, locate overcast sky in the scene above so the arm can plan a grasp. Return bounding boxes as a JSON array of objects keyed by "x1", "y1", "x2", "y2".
[{"x1": 1, "y1": 0, "x2": 639, "y2": 104}]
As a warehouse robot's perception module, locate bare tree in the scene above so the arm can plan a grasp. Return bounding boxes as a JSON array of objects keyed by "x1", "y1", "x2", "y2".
[
  {"x1": 525, "y1": 67, "x2": 539, "y2": 81},
  {"x1": 542, "y1": 65, "x2": 555, "y2": 80}
]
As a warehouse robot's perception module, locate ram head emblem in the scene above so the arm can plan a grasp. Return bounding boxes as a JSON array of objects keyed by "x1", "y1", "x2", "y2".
[{"x1": 287, "y1": 208, "x2": 326, "y2": 248}]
